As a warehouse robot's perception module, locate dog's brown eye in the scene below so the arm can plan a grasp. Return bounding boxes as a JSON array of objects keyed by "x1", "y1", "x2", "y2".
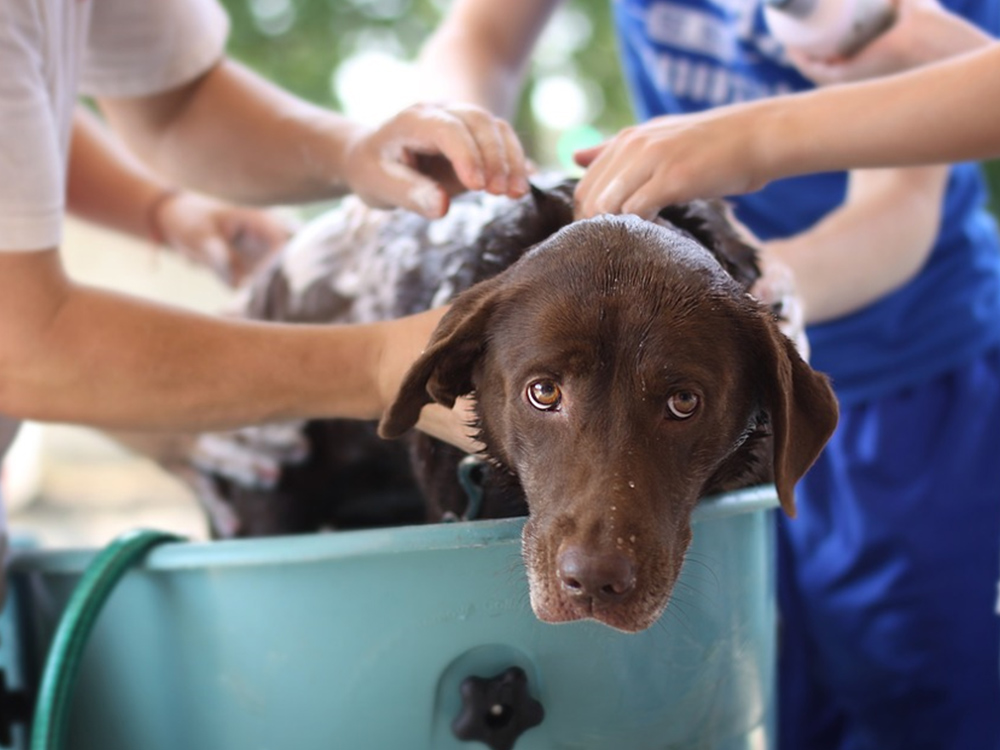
[
  {"x1": 527, "y1": 379, "x2": 562, "y2": 411},
  {"x1": 667, "y1": 391, "x2": 699, "y2": 419}
]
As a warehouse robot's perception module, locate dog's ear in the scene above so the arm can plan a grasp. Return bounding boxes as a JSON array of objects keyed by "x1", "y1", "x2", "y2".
[
  {"x1": 530, "y1": 180, "x2": 576, "y2": 231},
  {"x1": 752, "y1": 312, "x2": 839, "y2": 517},
  {"x1": 379, "y1": 181, "x2": 571, "y2": 441},
  {"x1": 378, "y1": 277, "x2": 504, "y2": 439}
]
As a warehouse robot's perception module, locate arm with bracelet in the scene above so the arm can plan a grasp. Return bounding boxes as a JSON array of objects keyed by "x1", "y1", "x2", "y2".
[{"x1": 68, "y1": 107, "x2": 291, "y2": 287}]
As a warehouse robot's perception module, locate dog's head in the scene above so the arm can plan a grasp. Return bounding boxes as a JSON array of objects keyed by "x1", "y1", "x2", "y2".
[{"x1": 380, "y1": 210, "x2": 837, "y2": 633}]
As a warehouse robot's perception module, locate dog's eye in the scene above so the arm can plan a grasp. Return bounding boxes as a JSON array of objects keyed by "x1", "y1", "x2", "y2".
[
  {"x1": 667, "y1": 391, "x2": 699, "y2": 419},
  {"x1": 526, "y1": 379, "x2": 562, "y2": 411}
]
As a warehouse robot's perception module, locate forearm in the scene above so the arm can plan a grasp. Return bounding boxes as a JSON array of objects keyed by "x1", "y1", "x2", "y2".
[
  {"x1": 758, "y1": 44, "x2": 1000, "y2": 180},
  {"x1": 419, "y1": 28, "x2": 524, "y2": 117},
  {"x1": 97, "y1": 60, "x2": 364, "y2": 206},
  {"x1": 0, "y1": 252, "x2": 388, "y2": 431},
  {"x1": 417, "y1": 0, "x2": 561, "y2": 117},
  {"x1": 67, "y1": 108, "x2": 168, "y2": 241},
  {"x1": 766, "y1": 166, "x2": 947, "y2": 323},
  {"x1": 574, "y1": 41, "x2": 1000, "y2": 214}
]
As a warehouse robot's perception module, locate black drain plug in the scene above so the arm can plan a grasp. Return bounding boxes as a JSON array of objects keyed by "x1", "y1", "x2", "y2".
[{"x1": 452, "y1": 666, "x2": 544, "y2": 750}]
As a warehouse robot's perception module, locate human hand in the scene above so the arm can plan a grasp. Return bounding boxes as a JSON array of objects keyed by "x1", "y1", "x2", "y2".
[
  {"x1": 752, "y1": 248, "x2": 810, "y2": 361},
  {"x1": 717, "y1": 214, "x2": 809, "y2": 359},
  {"x1": 153, "y1": 190, "x2": 292, "y2": 287},
  {"x1": 572, "y1": 108, "x2": 771, "y2": 219},
  {"x1": 788, "y1": 0, "x2": 992, "y2": 85},
  {"x1": 343, "y1": 103, "x2": 530, "y2": 219}
]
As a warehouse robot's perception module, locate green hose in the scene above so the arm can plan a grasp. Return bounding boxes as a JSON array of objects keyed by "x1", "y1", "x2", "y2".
[{"x1": 30, "y1": 529, "x2": 183, "y2": 750}]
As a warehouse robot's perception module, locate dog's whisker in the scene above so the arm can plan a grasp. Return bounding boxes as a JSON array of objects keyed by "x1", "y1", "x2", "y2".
[
  {"x1": 679, "y1": 554, "x2": 723, "y2": 589},
  {"x1": 667, "y1": 587, "x2": 714, "y2": 624},
  {"x1": 673, "y1": 571, "x2": 722, "y2": 604},
  {"x1": 671, "y1": 588, "x2": 714, "y2": 622},
  {"x1": 660, "y1": 601, "x2": 699, "y2": 641},
  {"x1": 671, "y1": 581, "x2": 719, "y2": 612},
  {"x1": 672, "y1": 576, "x2": 724, "y2": 616},
  {"x1": 515, "y1": 588, "x2": 533, "y2": 610}
]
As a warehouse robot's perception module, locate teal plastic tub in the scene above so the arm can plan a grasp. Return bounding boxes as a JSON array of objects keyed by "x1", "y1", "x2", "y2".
[{"x1": 3, "y1": 486, "x2": 777, "y2": 750}]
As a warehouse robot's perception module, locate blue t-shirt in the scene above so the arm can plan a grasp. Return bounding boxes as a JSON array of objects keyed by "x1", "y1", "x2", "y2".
[{"x1": 612, "y1": 0, "x2": 1000, "y2": 406}]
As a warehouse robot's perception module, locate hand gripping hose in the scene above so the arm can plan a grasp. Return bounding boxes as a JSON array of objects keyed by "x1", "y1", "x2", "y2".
[{"x1": 30, "y1": 529, "x2": 183, "y2": 750}]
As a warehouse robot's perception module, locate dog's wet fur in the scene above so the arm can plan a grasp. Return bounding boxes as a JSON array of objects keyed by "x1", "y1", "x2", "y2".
[{"x1": 195, "y1": 179, "x2": 838, "y2": 633}]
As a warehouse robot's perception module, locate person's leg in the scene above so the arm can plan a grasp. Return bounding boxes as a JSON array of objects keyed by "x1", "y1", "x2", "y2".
[
  {"x1": 779, "y1": 346, "x2": 1000, "y2": 750},
  {"x1": 777, "y1": 521, "x2": 849, "y2": 750}
]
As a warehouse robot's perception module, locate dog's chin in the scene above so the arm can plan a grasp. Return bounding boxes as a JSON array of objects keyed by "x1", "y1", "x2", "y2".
[
  {"x1": 521, "y1": 522, "x2": 681, "y2": 634},
  {"x1": 526, "y1": 580, "x2": 670, "y2": 634}
]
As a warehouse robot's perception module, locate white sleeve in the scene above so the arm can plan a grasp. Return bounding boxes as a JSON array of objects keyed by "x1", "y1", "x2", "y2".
[
  {"x1": 0, "y1": 5, "x2": 64, "y2": 251},
  {"x1": 81, "y1": 0, "x2": 230, "y2": 98}
]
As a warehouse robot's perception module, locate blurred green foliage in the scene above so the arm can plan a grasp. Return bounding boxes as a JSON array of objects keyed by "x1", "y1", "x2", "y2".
[
  {"x1": 224, "y1": 0, "x2": 438, "y2": 110},
  {"x1": 220, "y1": 0, "x2": 999, "y2": 218},
  {"x1": 220, "y1": 0, "x2": 633, "y2": 164}
]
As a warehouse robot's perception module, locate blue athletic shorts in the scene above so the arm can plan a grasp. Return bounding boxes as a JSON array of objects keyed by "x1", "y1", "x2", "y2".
[{"x1": 778, "y1": 345, "x2": 1000, "y2": 750}]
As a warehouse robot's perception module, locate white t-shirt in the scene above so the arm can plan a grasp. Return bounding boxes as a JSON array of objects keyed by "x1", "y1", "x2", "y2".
[
  {"x1": 0, "y1": 0, "x2": 229, "y2": 252},
  {"x1": 0, "y1": 1, "x2": 229, "y2": 586}
]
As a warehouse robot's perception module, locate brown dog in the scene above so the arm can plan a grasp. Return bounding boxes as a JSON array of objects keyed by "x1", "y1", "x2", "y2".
[{"x1": 183, "y1": 178, "x2": 838, "y2": 633}]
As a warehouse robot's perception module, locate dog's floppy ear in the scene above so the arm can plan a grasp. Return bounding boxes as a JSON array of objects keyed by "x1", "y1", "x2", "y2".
[
  {"x1": 752, "y1": 312, "x2": 839, "y2": 517},
  {"x1": 529, "y1": 180, "x2": 575, "y2": 231},
  {"x1": 378, "y1": 277, "x2": 504, "y2": 439},
  {"x1": 379, "y1": 181, "x2": 571, "y2": 441}
]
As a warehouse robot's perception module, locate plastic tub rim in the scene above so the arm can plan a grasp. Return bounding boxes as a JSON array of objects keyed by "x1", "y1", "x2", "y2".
[{"x1": 8, "y1": 485, "x2": 777, "y2": 574}]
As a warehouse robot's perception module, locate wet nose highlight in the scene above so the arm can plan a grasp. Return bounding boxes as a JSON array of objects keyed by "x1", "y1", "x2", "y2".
[{"x1": 556, "y1": 545, "x2": 636, "y2": 602}]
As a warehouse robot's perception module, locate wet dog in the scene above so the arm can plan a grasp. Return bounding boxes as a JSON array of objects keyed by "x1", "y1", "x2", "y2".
[{"x1": 183, "y1": 178, "x2": 838, "y2": 632}]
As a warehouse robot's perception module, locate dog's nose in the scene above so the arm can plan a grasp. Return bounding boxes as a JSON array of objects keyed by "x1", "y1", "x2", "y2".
[{"x1": 556, "y1": 545, "x2": 636, "y2": 603}]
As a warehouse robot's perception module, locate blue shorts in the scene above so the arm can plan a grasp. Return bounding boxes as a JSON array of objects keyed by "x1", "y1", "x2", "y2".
[{"x1": 778, "y1": 346, "x2": 1000, "y2": 750}]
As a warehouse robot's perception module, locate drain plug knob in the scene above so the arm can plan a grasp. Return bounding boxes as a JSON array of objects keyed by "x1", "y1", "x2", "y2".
[{"x1": 452, "y1": 666, "x2": 544, "y2": 750}]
